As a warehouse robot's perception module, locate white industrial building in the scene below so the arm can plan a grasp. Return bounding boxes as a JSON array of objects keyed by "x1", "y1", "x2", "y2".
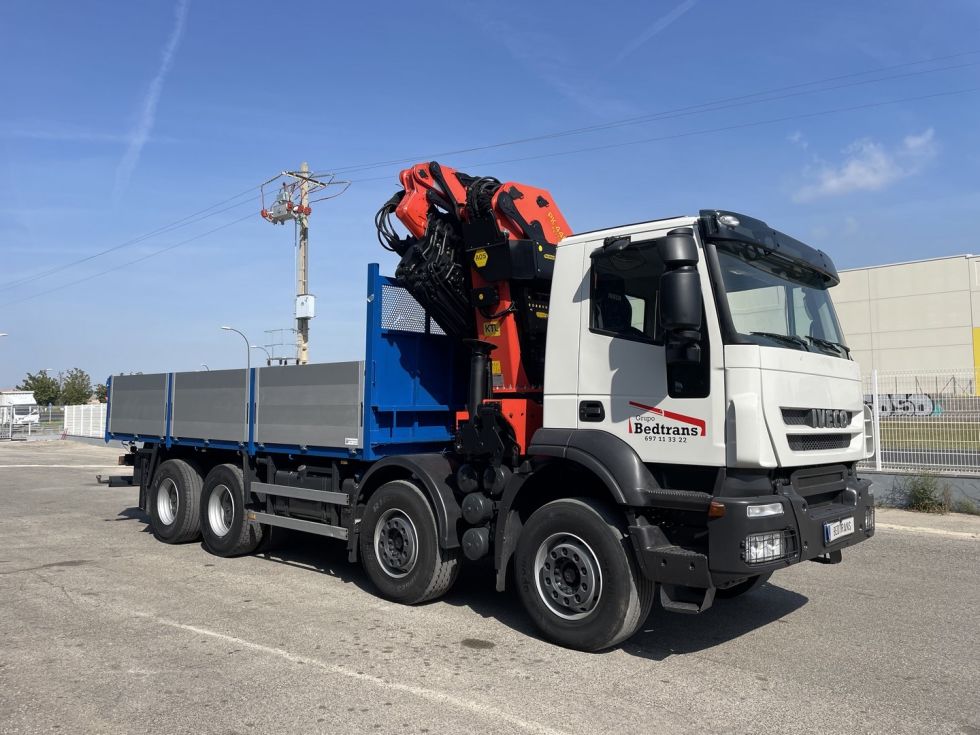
[{"x1": 834, "y1": 254, "x2": 980, "y2": 376}]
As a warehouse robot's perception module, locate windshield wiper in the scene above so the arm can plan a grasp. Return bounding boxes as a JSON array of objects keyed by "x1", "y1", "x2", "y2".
[
  {"x1": 748, "y1": 331, "x2": 810, "y2": 350},
  {"x1": 805, "y1": 335, "x2": 851, "y2": 357}
]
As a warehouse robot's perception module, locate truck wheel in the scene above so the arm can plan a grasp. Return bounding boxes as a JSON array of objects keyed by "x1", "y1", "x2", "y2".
[
  {"x1": 359, "y1": 480, "x2": 459, "y2": 604},
  {"x1": 148, "y1": 459, "x2": 202, "y2": 543},
  {"x1": 200, "y1": 464, "x2": 263, "y2": 557},
  {"x1": 515, "y1": 498, "x2": 654, "y2": 651},
  {"x1": 715, "y1": 572, "x2": 772, "y2": 599}
]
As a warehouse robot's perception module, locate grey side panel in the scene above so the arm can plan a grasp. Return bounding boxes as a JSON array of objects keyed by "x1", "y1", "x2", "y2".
[
  {"x1": 255, "y1": 362, "x2": 363, "y2": 449},
  {"x1": 249, "y1": 512, "x2": 348, "y2": 540},
  {"x1": 108, "y1": 373, "x2": 168, "y2": 437},
  {"x1": 172, "y1": 369, "x2": 247, "y2": 443}
]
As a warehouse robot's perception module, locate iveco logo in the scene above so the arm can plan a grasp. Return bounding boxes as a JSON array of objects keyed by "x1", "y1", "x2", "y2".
[{"x1": 807, "y1": 408, "x2": 850, "y2": 429}]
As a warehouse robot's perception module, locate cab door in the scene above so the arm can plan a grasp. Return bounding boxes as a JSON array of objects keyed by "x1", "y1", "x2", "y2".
[{"x1": 576, "y1": 229, "x2": 725, "y2": 467}]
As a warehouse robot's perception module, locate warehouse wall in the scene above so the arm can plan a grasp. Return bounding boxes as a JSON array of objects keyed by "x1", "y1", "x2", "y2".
[{"x1": 834, "y1": 255, "x2": 980, "y2": 374}]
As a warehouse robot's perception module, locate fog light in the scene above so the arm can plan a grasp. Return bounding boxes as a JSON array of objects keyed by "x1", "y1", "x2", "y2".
[
  {"x1": 744, "y1": 531, "x2": 783, "y2": 564},
  {"x1": 865, "y1": 506, "x2": 875, "y2": 531},
  {"x1": 746, "y1": 502, "x2": 783, "y2": 518}
]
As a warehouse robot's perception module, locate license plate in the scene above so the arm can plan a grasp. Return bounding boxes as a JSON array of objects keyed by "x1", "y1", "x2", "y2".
[{"x1": 824, "y1": 516, "x2": 855, "y2": 544}]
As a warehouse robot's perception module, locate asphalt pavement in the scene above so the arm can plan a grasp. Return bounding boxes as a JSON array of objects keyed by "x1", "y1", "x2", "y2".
[{"x1": 1, "y1": 440, "x2": 978, "y2": 735}]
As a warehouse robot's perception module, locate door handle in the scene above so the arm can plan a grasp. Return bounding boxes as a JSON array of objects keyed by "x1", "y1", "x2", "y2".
[{"x1": 579, "y1": 401, "x2": 605, "y2": 422}]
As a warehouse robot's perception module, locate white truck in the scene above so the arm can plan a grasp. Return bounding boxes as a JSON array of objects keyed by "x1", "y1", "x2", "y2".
[{"x1": 107, "y1": 163, "x2": 875, "y2": 650}]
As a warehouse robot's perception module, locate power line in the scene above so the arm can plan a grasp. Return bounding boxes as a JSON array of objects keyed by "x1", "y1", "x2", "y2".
[
  {"x1": 0, "y1": 185, "x2": 259, "y2": 293},
  {"x1": 327, "y1": 49, "x2": 980, "y2": 176},
  {"x1": 10, "y1": 84, "x2": 976, "y2": 311},
  {"x1": 0, "y1": 212, "x2": 255, "y2": 309},
  {"x1": 347, "y1": 86, "x2": 980, "y2": 183},
  {"x1": 7, "y1": 49, "x2": 978, "y2": 300}
]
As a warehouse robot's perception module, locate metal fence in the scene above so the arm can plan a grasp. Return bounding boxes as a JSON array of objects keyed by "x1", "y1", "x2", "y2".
[
  {"x1": 63, "y1": 404, "x2": 107, "y2": 438},
  {"x1": 861, "y1": 369, "x2": 980, "y2": 475},
  {"x1": 0, "y1": 414, "x2": 34, "y2": 441}
]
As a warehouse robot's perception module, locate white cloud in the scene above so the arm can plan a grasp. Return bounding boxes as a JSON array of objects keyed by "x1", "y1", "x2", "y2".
[
  {"x1": 793, "y1": 128, "x2": 937, "y2": 202},
  {"x1": 113, "y1": 0, "x2": 189, "y2": 203},
  {"x1": 788, "y1": 130, "x2": 808, "y2": 150}
]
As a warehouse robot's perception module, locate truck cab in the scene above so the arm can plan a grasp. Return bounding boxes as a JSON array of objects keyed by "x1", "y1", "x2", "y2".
[{"x1": 527, "y1": 210, "x2": 873, "y2": 615}]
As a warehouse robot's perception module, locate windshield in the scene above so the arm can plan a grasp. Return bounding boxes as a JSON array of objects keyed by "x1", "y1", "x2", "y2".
[{"x1": 714, "y1": 242, "x2": 847, "y2": 356}]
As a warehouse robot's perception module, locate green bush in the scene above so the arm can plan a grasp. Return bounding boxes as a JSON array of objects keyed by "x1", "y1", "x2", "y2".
[
  {"x1": 903, "y1": 475, "x2": 950, "y2": 514},
  {"x1": 952, "y1": 497, "x2": 980, "y2": 516}
]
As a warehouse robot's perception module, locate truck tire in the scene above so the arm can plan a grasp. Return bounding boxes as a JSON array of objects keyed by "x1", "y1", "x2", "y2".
[
  {"x1": 515, "y1": 498, "x2": 655, "y2": 651},
  {"x1": 199, "y1": 464, "x2": 263, "y2": 557},
  {"x1": 359, "y1": 479, "x2": 460, "y2": 604},
  {"x1": 715, "y1": 572, "x2": 772, "y2": 599},
  {"x1": 148, "y1": 459, "x2": 202, "y2": 544}
]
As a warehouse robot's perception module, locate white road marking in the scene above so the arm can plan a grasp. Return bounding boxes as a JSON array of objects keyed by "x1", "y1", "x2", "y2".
[
  {"x1": 0, "y1": 464, "x2": 128, "y2": 469},
  {"x1": 876, "y1": 522, "x2": 978, "y2": 540},
  {"x1": 133, "y1": 612, "x2": 572, "y2": 735}
]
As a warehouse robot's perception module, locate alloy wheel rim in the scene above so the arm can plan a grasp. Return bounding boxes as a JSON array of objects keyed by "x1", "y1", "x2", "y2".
[
  {"x1": 208, "y1": 484, "x2": 234, "y2": 537},
  {"x1": 157, "y1": 478, "x2": 178, "y2": 525}
]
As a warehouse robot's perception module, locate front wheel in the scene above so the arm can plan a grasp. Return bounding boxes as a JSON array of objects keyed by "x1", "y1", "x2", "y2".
[
  {"x1": 359, "y1": 480, "x2": 459, "y2": 604},
  {"x1": 515, "y1": 498, "x2": 654, "y2": 651}
]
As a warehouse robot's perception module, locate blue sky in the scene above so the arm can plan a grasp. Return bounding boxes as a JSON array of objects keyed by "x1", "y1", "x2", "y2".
[{"x1": 1, "y1": 0, "x2": 979, "y2": 388}]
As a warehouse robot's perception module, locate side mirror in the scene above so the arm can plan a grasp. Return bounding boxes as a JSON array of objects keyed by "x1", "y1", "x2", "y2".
[
  {"x1": 660, "y1": 269, "x2": 702, "y2": 332},
  {"x1": 659, "y1": 228, "x2": 698, "y2": 268},
  {"x1": 658, "y1": 230, "x2": 703, "y2": 364}
]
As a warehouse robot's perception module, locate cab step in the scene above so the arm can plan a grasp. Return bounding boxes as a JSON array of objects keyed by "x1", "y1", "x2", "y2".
[{"x1": 660, "y1": 583, "x2": 716, "y2": 614}]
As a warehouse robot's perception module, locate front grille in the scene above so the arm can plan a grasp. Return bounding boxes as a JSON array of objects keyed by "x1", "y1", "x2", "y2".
[
  {"x1": 791, "y1": 465, "x2": 847, "y2": 506},
  {"x1": 781, "y1": 408, "x2": 811, "y2": 426},
  {"x1": 782, "y1": 408, "x2": 853, "y2": 427},
  {"x1": 787, "y1": 434, "x2": 852, "y2": 451}
]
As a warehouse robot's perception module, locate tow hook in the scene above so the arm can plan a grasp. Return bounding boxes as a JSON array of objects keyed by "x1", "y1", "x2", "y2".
[{"x1": 810, "y1": 550, "x2": 843, "y2": 564}]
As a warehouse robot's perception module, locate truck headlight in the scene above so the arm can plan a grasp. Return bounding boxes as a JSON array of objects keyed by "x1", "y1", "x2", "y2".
[
  {"x1": 744, "y1": 531, "x2": 784, "y2": 564},
  {"x1": 746, "y1": 502, "x2": 783, "y2": 518}
]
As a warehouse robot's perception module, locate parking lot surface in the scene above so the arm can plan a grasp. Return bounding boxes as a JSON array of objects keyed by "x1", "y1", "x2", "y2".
[{"x1": 1, "y1": 441, "x2": 978, "y2": 734}]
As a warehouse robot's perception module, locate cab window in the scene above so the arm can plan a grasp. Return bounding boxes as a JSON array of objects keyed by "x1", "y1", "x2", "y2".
[{"x1": 590, "y1": 243, "x2": 664, "y2": 344}]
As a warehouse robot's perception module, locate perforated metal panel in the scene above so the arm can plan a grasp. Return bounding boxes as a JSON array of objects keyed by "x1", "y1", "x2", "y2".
[
  {"x1": 380, "y1": 284, "x2": 428, "y2": 333},
  {"x1": 172, "y1": 369, "x2": 248, "y2": 443},
  {"x1": 379, "y1": 283, "x2": 446, "y2": 335},
  {"x1": 787, "y1": 434, "x2": 852, "y2": 451},
  {"x1": 108, "y1": 373, "x2": 168, "y2": 437},
  {"x1": 255, "y1": 362, "x2": 362, "y2": 448}
]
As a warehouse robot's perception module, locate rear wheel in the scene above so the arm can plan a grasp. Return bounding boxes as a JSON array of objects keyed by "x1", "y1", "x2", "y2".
[
  {"x1": 148, "y1": 459, "x2": 202, "y2": 543},
  {"x1": 200, "y1": 464, "x2": 263, "y2": 557},
  {"x1": 715, "y1": 572, "x2": 772, "y2": 599},
  {"x1": 515, "y1": 498, "x2": 654, "y2": 651},
  {"x1": 359, "y1": 480, "x2": 460, "y2": 604}
]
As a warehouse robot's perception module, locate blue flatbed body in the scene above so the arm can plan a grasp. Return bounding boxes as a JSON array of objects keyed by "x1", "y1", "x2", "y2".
[{"x1": 106, "y1": 264, "x2": 465, "y2": 461}]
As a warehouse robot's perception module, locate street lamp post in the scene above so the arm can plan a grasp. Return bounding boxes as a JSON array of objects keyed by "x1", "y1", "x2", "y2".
[
  {"x1": 250, "y1": 345, "x2": 272, "y2": 366},
  {"x1": 220, "y1": 326, "x2": 250, "y2": 446}
]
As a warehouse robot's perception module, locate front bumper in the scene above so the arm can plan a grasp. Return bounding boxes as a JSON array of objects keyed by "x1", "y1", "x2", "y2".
[
  {"x1": 706, "y1": 475, "x2": 874, "y2": 585},
  {"x1": 628, "y1": 469, "x2": 875, "y2": 590}
]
